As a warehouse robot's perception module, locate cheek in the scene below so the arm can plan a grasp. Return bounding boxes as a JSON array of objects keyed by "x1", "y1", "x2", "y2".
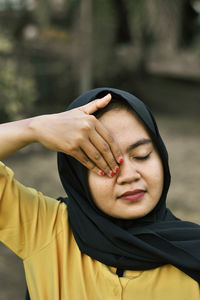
[
  {"x1": 88, "y1": 172, "x2": 99, "y2": 200},
  {"x1": 88, "y1": 172, "x2": 104, "y2": 193},
  {"x1": 149, "y1": 159, "x2": 164, "y2": 193},
  {"x1": 88, "y1": 172, "x2": 114, "y2": 205},
  {"x1": 142, "y1": 154, "x2": 163, "y2": 189}
]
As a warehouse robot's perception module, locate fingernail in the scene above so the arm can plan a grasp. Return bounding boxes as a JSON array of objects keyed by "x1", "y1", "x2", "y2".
[
  {"x1": 98, "y1": 170, "x2": 104, "y2": 176},
  {"x1": 119, "y1": 157, "x2": 124, "y2": 164},
  {"x1": 115, "y1": 166, "x2": 120, "y2": 173},
  {"x1": 110, "y1": 170, "x2": 115, "y2": 177}
]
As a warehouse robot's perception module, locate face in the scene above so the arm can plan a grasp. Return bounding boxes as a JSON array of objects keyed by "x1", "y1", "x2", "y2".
[{"x1": 88, "y1": 109, "x2": 164, "y2": 219}]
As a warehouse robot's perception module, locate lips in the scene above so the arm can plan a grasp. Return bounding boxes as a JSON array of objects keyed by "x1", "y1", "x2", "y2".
[{"x1": 118, "y1": 189, "x2": 146, "y2": 201}]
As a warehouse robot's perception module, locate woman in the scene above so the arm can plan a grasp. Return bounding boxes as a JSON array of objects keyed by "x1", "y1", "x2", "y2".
[{"x1": 1, "y1": 87, "x2": 200, "y2": 300}]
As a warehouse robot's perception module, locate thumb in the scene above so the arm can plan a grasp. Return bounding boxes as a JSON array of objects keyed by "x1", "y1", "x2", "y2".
[{"x1": 80, "y1": 94, "x2": 112, "y2": 115}]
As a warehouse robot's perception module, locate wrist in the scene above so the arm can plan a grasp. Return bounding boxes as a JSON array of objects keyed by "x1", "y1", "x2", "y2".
[
  {"x1": 0, "y1": 117, "x2": 41, "y2": 159},
  {"x1": 27, "y1": 115, "x2": 44, "y2": 144}
]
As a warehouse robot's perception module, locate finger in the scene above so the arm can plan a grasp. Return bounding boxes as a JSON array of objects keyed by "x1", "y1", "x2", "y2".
[
  {"x1": 80, "y1": 142, "x2": 114, "y2": 177},
  {"x1": 80, "y1": 94, "x2": 112, "y2": 115},
  {"x1": 89, "y1": 131, "x2": 119, "y2": 174},
  {"x1": 95, "y1": 120, "x2": 123, "y2": 165},
  {"x1": 72, "y1": 148, "x2": 105, "y2": 176}
]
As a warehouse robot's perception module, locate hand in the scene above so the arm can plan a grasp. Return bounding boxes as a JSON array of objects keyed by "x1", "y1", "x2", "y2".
[{"x1": 30, "y1": 94, "x2": 123, "y2": 177}]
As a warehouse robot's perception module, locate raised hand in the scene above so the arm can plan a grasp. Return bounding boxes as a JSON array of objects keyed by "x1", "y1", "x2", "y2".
[{"x1": 30, "y1": 94, "x2": 123, "y2": 177}]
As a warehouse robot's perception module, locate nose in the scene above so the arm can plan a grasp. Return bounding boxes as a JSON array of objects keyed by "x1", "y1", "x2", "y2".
[{"x1": 116, "y1": 158, "x2": 141, "y2": 185}]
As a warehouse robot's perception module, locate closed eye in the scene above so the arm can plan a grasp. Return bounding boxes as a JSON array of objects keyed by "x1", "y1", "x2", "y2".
[{"x1": 135, "y1": 152, "x2": 152, "y2": 161}]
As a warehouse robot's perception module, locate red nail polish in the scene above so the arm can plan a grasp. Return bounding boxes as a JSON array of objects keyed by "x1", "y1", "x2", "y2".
[
  {"x1": 99, "y1": 170, "x2": 104, "y2": 176},
  {"x1": 115, "y1": 166, "x2": 120, "y2": 173},
  {"x1": 110, "y1": 170, "x2": 115, "y2": 177},
  {"x1": 119, "y1": 157, "x2": 124, "y2": 164}
]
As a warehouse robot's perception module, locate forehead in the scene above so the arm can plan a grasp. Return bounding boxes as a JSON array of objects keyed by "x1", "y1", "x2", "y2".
[{"x1": 99, "y1": 109, "x2": 151, "y2": 149}]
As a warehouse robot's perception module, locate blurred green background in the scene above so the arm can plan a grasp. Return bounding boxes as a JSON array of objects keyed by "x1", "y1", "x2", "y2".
[
  {"x1": 0, "y1": 0, "x2": 200, "y2": 120},
  {"x1": 0, "y1": 0, "x2": 200, "y2": 299}
]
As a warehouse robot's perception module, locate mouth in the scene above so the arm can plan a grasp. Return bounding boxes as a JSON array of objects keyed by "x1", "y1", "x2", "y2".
[{"x1": 118, "y1": 189, "x2": 146, "y2": 202}]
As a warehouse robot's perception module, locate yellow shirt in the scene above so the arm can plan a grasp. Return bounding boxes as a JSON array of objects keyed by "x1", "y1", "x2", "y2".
[{"x1": 0, "y1": 161, "x2": 199, "y2": 300}]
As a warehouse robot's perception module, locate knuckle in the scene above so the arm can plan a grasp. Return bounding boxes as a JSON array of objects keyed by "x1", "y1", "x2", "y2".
[
  {"x1": 82, "y1": 118, "x2": 95, "y2": 131},
  {"x1": 110, "y1": 157, "x2": 117, "y2": 166},
  {"x1": 83, "y1": 156, "x2": 90, "y2": 168},
  {"x1": 61, "y1": 141, "x2": 75, "y2": 153},
  {"x1": 93, "y1": 152, "x2": 101, "y2": 161},
  {"x1": 87, "y1": 163, "x2": 95, "y2": 170},
  {"x1": 68, "y1": 144, "x2": 77, "y2": 152},
  {"x1": 82, "y1": 122, "x2": 91, "y2": 132},
  {"x1": 82, "y1": 155, "x2": 89, "y2": 164},
  {"x1": 75, "y1": 135, "x2": 84, "y2": 144},
  {"x1": 102, "y1": 143, "x2": 110, "y2": 152},
  {"x1": 117, "y1": 150, "x2": 122, "y2": 157},
  {"x1": 107, "y1": 134, "x2": 114, "y2": 143},
  {"x1": 86, "y1": 114, "x2": 95, "y2": 123}
]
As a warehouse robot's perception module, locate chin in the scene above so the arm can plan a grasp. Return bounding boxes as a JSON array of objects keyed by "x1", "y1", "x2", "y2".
[{"x1": 113, "y1": 209, "x2": 151, "y2": 220}]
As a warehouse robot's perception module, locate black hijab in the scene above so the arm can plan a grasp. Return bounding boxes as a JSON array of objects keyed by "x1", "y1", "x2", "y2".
[{"x1": 57, "y1": 87, "x2": 200, "y2": 283}]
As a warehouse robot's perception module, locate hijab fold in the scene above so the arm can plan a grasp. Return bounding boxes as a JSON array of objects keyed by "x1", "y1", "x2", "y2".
[{"x1": 58, "y1": 87, "x2": 200, "y2": 283}]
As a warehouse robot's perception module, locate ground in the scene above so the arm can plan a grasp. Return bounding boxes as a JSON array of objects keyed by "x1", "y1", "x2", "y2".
[{"x1": 0, "y1": 114, "x2": 200, "y2": 299}]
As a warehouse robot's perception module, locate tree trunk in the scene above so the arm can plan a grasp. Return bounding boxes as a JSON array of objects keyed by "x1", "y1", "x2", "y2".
[
  {"x1": 33, "y1": 0, "x2": 51, "y2": 31},
  {"x1": 79, "y1": 0, "x2": 92, "y2": 93},
  {"x1": 146, "y1": 0, "x2": 186, "y2": 53}
]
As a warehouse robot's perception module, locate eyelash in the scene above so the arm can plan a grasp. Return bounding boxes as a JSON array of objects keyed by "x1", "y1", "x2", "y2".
[{"x1": 134, "y1": 152, "x2": 151, "y2": 161}]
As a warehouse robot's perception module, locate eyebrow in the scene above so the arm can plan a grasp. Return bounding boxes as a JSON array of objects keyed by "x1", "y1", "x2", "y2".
[{"x1": 125, "y1": 138, "x2": 152, "y2": 154}]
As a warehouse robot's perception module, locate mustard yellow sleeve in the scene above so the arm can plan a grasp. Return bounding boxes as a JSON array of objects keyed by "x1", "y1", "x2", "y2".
[{"x1": 0, "y1": 161, "x2": 63, "y2": 259}]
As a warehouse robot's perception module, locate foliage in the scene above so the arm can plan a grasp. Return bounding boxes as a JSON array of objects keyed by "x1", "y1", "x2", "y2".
[
  {"x1": 0, "y1": 0, "x2": 199, "y2": 121},
  {"x1": 0, "y1": 34, "x2": 37, "y2": 122}
]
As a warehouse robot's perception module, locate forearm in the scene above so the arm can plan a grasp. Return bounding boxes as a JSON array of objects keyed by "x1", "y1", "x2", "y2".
[
  {"x1": 0, "y1": 118, "x2": 36, "y2": 159},
  {"x1": 0, "y1": 94, "x2": 122, "y2": 175}
]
